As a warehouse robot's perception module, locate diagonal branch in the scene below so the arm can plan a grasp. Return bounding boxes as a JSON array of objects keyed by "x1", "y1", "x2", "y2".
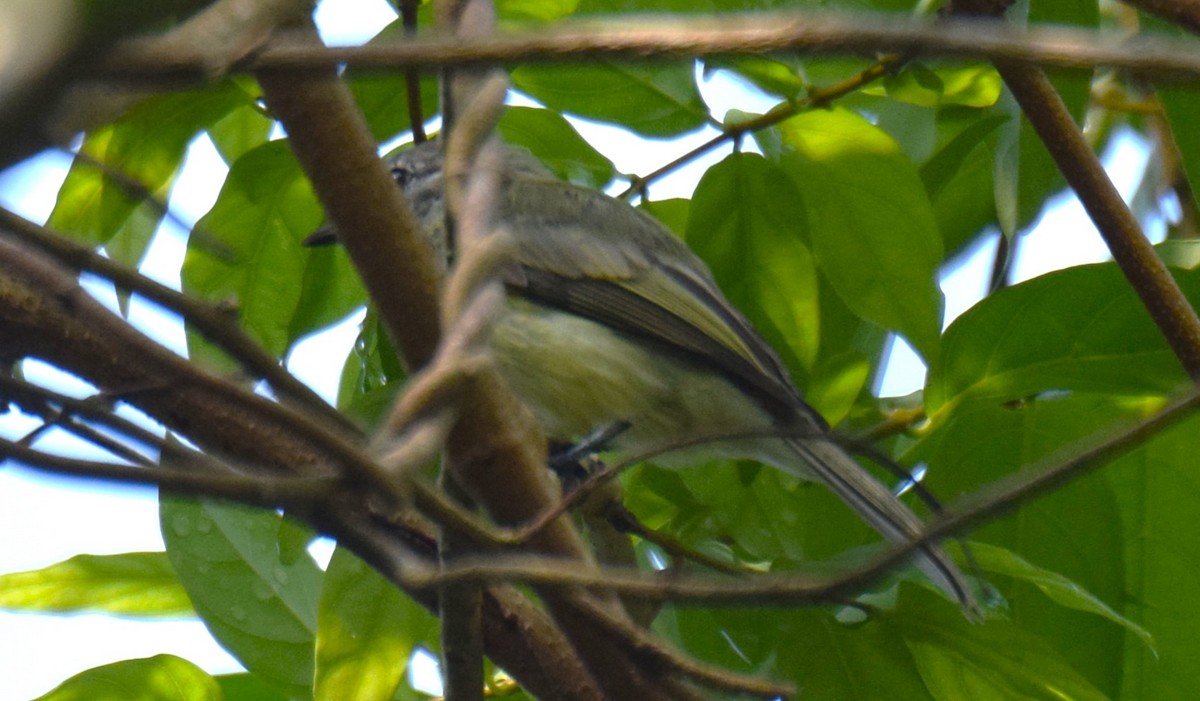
[{"x1": 944, "y1": 0, "x2": 1200, "y2": 379}]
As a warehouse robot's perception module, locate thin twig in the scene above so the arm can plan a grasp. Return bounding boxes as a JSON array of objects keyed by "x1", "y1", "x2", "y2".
[
  {"x1": 413, "y1": 387, "x2": 1200, "y2": 605},
  {"x1": 0, "y1": 437, "x2": 340, "y2": 508},
  {"x1": 618, "y1": 54, "x2": 904, "y2": 198}
]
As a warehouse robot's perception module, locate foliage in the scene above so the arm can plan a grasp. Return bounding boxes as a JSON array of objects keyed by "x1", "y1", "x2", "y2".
[{"x1": 4, "y1": 0, "x2": 1200, "y2": 699}]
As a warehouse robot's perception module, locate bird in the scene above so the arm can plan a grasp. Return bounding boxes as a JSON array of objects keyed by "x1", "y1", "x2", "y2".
[{"x1": 334, "y1": 138, "x2": 978, "y2": 615}]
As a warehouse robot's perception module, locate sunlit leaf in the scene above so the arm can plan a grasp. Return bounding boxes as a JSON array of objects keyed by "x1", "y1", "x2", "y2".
[
  {"x1": 48, "y1": 82, "x2": 255, "y2": 248},
  {"x1": 33, "y1": 655, "x2": 220, "y2": 701},
  {"x1": 772, "y1": 107, "x2": 945, "y2": 360},
  {"x1": 0, "y1": 552, "x2": 192, "y2": 617},
  {"x1": 314, "y1": 547, "x2": 438, "y2": 701}
]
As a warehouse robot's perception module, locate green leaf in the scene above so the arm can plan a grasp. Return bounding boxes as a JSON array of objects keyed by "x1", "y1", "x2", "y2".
[
  {"x1": 665, "y1": 605, "x2": 935, "y2": 700},
  {"x1": 921, "y1": 110, "x2": 1006, "y2": 255},
  {"x1": 512, "y1": 61, "x2": 710, "y2": 137},
  {"x1": 206, "y1": 81, "x2": 272, "y2": 165},
  {"x1": 639, "y1": 197, "x2": 690, "y2": 237},
  {"x1": 344, "y1": 19, "x2": 440, "y2": 142},
  {"x1": 337, "y1": 308, "x2": 406, "y2": 428},
  {"x1": 882, "y1": 63, "x2": 1002, "y2": 109},
  {"x1": 1108, "y1": 410, "x2": 1200, "y2": 698},
  {"x1": 896, "y1": 589, "x2": 1110, "y2": 701},
  {"x1": 926, "y1": 263, "x2": 1194, "y2": 417},
  {"x1": 184, "y1": 140, "x2": 363, "y2": 361},
  {"x1": 216, "y1": 673, "x2": 291, "y2": 701},
  {"x1": 772, "y1": 107, "x2": 945, "y2": 360},
  {"x1": 0, "y1": 552, "x2": 192, "y2": 617},
  {"x1": 685, "y1": 153, "x2": 820, "y2": 372},
  {"x1": 804, "y1": 351, "x2": 871, "y2": 426},
  {"x1": 912, "y1": 393, "x2": 1143, "y2": 697},
  {"x1": 314, "y1": 546, "x2": 438, "y2": 701},
  {"x1": 706, "y1": 56, "x2": 806, "y2": 99},
  {"x1": 497, "y1": 0, "x2": 579, "y2": 21},
  {"x1": 991, "y1": 0, "x2": 1097, "y2": 235},
  {"x1": 498, "y1": 106, "x2": 616, "y2": 189},
  {"x1": 967, "y1": 542, "x2": 1153, "y2": 651},
  {"x1": 1160, "y1": 86, "x2": 1200, "y2": 221},
  {"x1": 160, "y1": 497, "x2": 322, "y2": 696},
  {"x1": 34, "y1": 655, "x2": 221, "y2": 701},
  {"x1": 48, "y1": 82, "x2": 254, "y2": 247}
]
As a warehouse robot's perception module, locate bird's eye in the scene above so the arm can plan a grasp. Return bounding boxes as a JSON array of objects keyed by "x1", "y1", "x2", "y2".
[{"x1": 390, "y1": 166, "x2": 412, "y2": 187}]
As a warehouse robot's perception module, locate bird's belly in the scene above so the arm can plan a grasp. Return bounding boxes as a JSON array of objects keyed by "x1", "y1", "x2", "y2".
[{"x1": 490, "y1": 298, "x2": 777, "y2": 463}]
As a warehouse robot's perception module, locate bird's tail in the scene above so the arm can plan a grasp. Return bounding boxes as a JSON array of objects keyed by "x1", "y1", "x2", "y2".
[{"x1": 785, "y1": 437, "x2": 980, "y2": 617}]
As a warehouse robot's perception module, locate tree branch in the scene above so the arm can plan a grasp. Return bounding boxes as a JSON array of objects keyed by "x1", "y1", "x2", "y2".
[
  {"x1": 994, "y1": 61, "x2": 1200, "y2": 378},
  {"x1": 95, "y1": 13, "x2": 1200, "y2": 83},
  {"x1": 256, "y1": 23, "x2": 444, "y2": 372}
]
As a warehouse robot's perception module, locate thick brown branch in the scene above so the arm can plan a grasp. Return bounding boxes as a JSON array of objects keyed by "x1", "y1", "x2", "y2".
[{"x1": 255, "y1": 24, "x2": 443, "y2": 371}]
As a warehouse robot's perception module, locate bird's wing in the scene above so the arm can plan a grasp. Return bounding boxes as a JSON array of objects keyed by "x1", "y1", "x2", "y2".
[{"x1": 500, "y1": 176, "x2": 821, "y2": 427}]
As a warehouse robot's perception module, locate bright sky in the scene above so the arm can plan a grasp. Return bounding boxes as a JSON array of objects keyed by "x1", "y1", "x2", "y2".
[{"x1": 0, "y1": 0, "x2": 1158, "y2": 698}]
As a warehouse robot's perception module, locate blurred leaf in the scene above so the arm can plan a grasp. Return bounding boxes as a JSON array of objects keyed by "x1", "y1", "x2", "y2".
[
  {"x1": 685, "y1": 153, "x2": 820, "y2": 371},
  {"x1": 805, "y1": 351, "x2": 871, "y2": 426},
  {"x1": 498, "y1": 106, "x2": 616, "y2": 188},
  {"x1": 498, "y1": 0, "x2": 579, "y2": 21},
  {"x1": 1156, "y1": 239, "x2": 1200, "y2": 269},
  {"x1": 992, "y1": 0, "x2": 1097, "y2": 235},
  {"x1": 0, "y1": 552, "x2": 192, "y2": 617},
  {"x1": 48, "y1": 82, "x2": 254, "y2": 247},
  {"x1": 512, "y1": 61, "x2": 710, "y2": 137},
  {"x1": 706, "y1": 55, "x2": 806, "y2": 99},
  {"x1": 921, "y1": 110, "x2": 1006, "y2": 255},
  {"x1": 206, "y1": 81, "x2": 272, "y2": 165},
  {"x1": 1160, "y1": 85, "x2": 1200, "y2": 219},
  {"x1": 34, "y1": 655, "x2": 220, "y2": 701},
  {"x1": 772, "y1": 107, "x2": 945, "y2": 360},
  {"x1": 639, "y1": 197, "x2": 690, "y2": 236},
  {"x1": 926, "y1": 263, "x2": 1195, "y2": 416},
  {"x1": 314, "y1": 546, "x2": 438, "y2": 701},
  {"x1": 881, "y1": 63, "x2": 1002, "y2": 109},
  {"x1": 160, "y1": 497, "x2": 321, "y2": 696}
]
